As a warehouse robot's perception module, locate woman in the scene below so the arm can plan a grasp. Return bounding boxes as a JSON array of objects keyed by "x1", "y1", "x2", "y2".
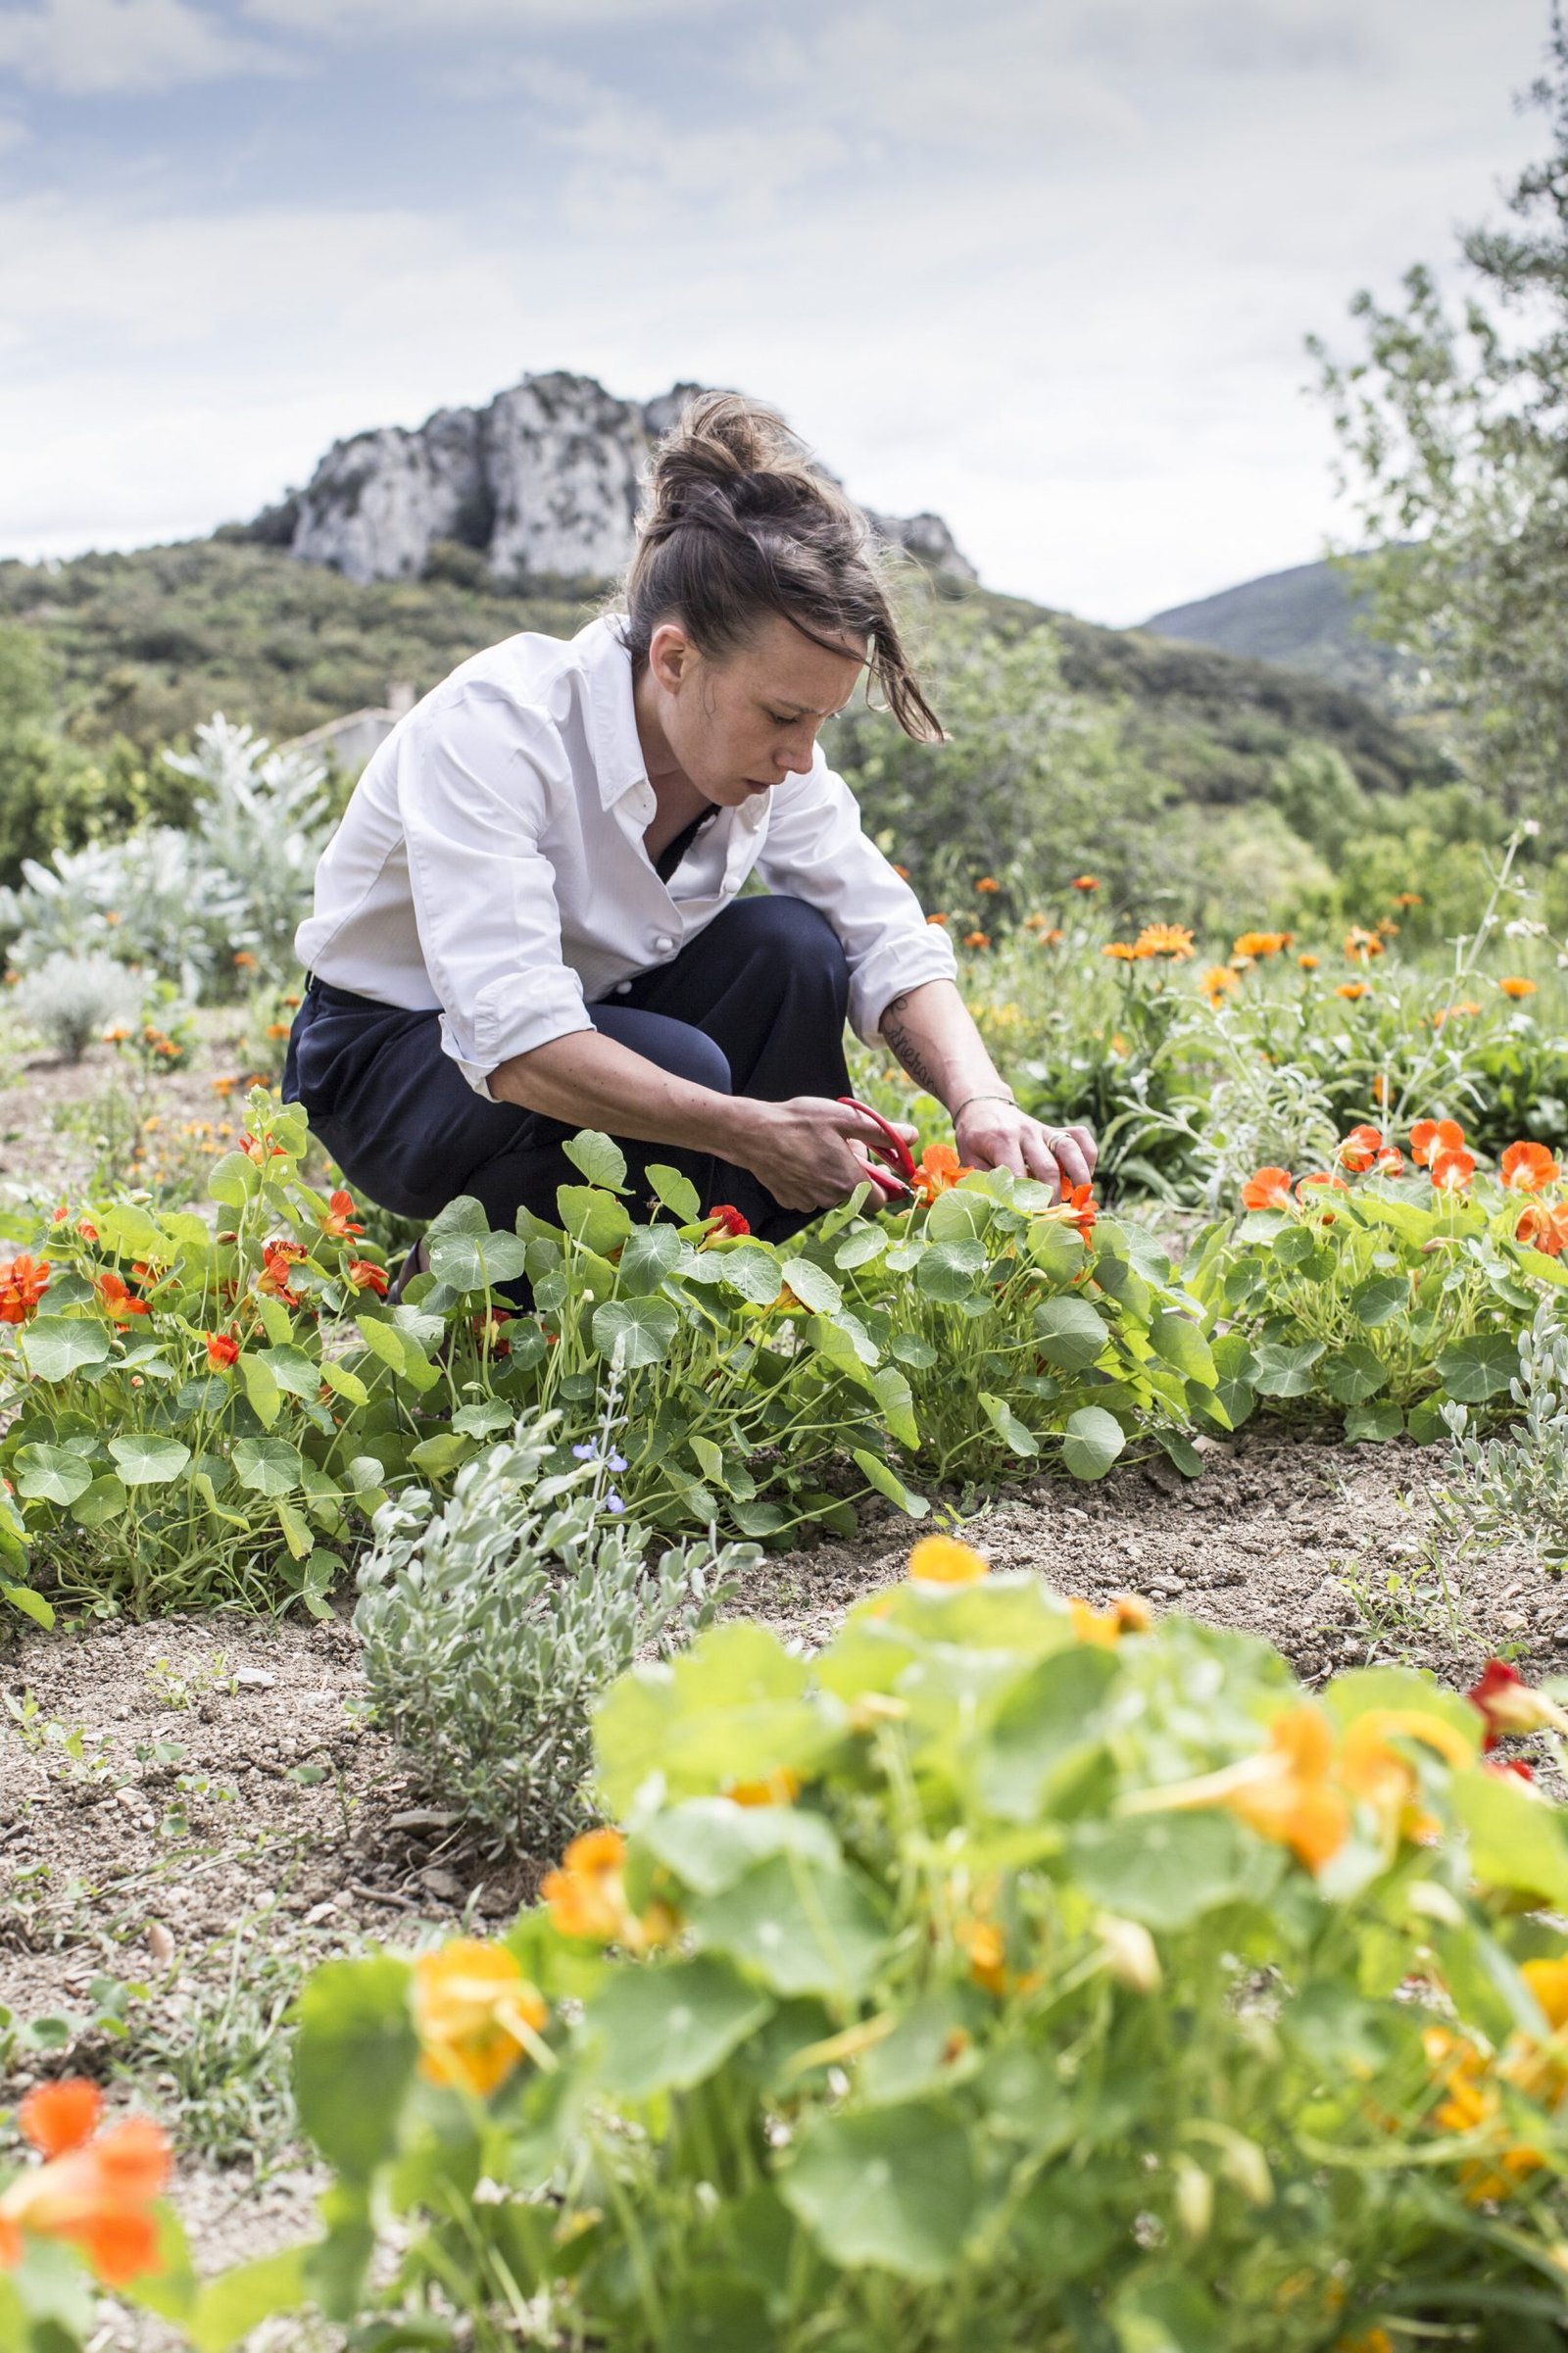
[{"x1": 284, "y1": 392, "x2": 1096, "y2": 1259}]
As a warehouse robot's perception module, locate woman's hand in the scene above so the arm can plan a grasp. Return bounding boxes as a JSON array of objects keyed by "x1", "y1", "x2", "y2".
[
  {"x1": 955, "y1": 1099, "x2": 1098, "y2": 1197},
  {"x1": 732, "y1": 1097, "x2": 911, "y2": 1212}
]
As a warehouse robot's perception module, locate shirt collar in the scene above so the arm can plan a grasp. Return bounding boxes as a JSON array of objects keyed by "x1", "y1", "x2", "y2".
[{"x1": 580, "y1": 613, "x2": 653, "y2": 812}]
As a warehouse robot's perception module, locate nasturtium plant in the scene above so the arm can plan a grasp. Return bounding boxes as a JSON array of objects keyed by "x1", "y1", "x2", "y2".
[{"x1": 204, "y1": 1549, "x2": 1568, "y2": 2351}]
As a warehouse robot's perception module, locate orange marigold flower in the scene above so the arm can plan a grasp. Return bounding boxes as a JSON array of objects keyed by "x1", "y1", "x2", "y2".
[
  {"x1": 0, "y1": 1254, "x2": 51, "y2": 1325},
  {"x1": 412, "y1": 1938, "x2": 549, "y2": 2097},
  {"x1": 346, "y1": 1258, "x2": 390, "y2": 1295},
  {"x1": 204, "y1": 1330, "x2": 240, "y2": 1370},
  {"x1": 1517, "y1": 1201, "x2": 1568, "y2": 1257},
  {"x1": 1298, "y1": 953, "x2": 1320, "y2": 970},
  {"x1": 1432, "y1": 999, "x2": 1482, "y2": 1029},
  {"x1": 1430, "y1": 1146, "x2": 1476, "y2": 1194},
  {"x1": 0, "y1": 2079, "x2": 171, "y2": 2286},
  {"x1": 1232, "y1": 930, "x2": 1287, "y2": 958},
  {"x1": 94, "y1": 1269, "x2": 150, "y2": 1326},
  {"x1": 1500, "y1": 1140, "x2": 1561, "y2": 1192},
  {"x1": 1410, "y1": 1116, "x2": 1464, "y2": 1166},
  {"x1": 1102, "y1": 942, "x2": 1137, "y2": 961},
  {"x1": 892, "y1": 862, "x2": 910, "y2": 879},
  {"x1": 1071, "y1": 875, "x2": 1101, "y2": 892},
  {"x1": 907, "y1": 1533, "x2": 989, "y2": 1585},
  {"x1": 318, "y1": 1189, "x2": 364, "y2": 1240},
  {"x1": 1345, "y1": 925, "x2": 1384, "y2": 962},
  {"x1": 1242, "y1": 1166, "x2": 1294, "y2": 1210},
  {"x1": 232, "y1": 951, "x2": 258, "y2": 968},
  {"x1": 1338, "y1": 1123, "x2": 1387, "y2": 1174},
  {"x1": 963, "y1": 930, "x2": 991, "y2": 950},
  {"x1": 266, "y1": 1021, "x2": 290, "y2": 1039},
  {"x1": 1040, "y1": 926, "x2": 1063, "y2": 944},
  {"x1": 1393, "y1": 892, "x2": 1423, "y2": 908},
  {"x1": 1500, "y1": 976, "x2": 1537, "y2": 1000},
  {"x1": 926, "y1": 911, "x2": 948, "y2": 926},
  {"x1": 1202, "y1": 964, "x2": 1240, "y2": 1003},
  {"x1": 911, "y1": 1142, "x2": 972, "y2": 1202},
  {"x1": 975, "y1": 875, "x2": 1001, "y2": 893},
  {"x1": 1335, "y1": 981, "x2": 1370, "y2": 1002},
  {"x1": 211, "y1": 1076, "x2": 238, "y2": 1098},
  {"x1": 1134, "y1": 922, "x2": 1195, "y2": 961}
]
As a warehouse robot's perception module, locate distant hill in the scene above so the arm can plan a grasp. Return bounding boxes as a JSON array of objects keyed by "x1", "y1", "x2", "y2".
[
  {"x1": 0, "y1": 539, "x2": 1440, "y2": 812},
  {"x1": 1141, "y1": 557, "x2": 1403, "y2": 705}
]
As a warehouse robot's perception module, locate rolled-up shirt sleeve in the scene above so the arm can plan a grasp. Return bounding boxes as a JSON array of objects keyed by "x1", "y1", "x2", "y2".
[
  {"x1": 755, "y1": 755, "x2": 958, "y2": 1044},
  {"x1": 399, "y1": 684, "x2": 595, "y2": 1094}
]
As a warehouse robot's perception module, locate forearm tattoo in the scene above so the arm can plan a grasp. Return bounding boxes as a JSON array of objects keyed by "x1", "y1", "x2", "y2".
[{"x1": 880, "y1": 993, "x2": 944, "y2": 1100}]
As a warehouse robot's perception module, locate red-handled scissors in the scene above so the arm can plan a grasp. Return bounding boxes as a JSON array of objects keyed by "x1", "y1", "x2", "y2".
[{"x1": 837, "y1": 1095, "x2": 918, "y2": 1202}]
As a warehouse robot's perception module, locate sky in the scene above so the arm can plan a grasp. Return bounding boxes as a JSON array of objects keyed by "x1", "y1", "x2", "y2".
[{"x1": 0, "y1": 0, "x2": 1553, "y2": 625}]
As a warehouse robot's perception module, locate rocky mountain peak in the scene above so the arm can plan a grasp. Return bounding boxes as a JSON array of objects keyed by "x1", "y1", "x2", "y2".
[{"x1": 249, "y1": 369, "x2": 977, "y2": 591}]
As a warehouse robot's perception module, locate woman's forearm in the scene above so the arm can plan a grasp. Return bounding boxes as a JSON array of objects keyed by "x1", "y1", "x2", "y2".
[
  {"x1": 489, "y1": 1028, "x2": 766, "y2": 1157},
  {"x1": 878, "y1": 979, "x2": 1009, "y2": 1114}
]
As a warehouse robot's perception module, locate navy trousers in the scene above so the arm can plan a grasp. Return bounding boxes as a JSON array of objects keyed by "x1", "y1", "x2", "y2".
[{"x1": 282, "y1": 895, "x2": 852, "y2": 1245}]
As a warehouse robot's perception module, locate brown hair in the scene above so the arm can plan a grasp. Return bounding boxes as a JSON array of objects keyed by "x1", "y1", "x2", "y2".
[{"x1": 620, "y1": 390, "x2": 943, "y2": 743}]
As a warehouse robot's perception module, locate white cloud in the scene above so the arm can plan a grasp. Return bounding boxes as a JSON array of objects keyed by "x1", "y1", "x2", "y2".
[
  {"x1": 243, "y1": 0, "x2": 717, "y2": 29},
  {"x1": 0, "y1": 0, "x2": 286, "y2": 94}
]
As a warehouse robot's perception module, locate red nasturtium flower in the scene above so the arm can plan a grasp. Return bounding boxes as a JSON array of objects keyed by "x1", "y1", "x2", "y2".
[
  {"x1": 1410, "y1": 1117, "x2": 1465, "y2": 1166},
  {"x1": 1500, "y1": 1141, "x2": 1561, "y2": 1193},
  {"x1": 94, "y1": 1270, "x2": 150, "y2": 1326},
  {"x1": 703, "y1": 1203, "x2": 751, "y2": 1242},
  {"x1": 1467, "y1": 1659, "x2": 1568, "y2": 1746},
  {"x1": 0, "y1": 2080, "x2": 171, "y2": 2285},
  {"x1": 1517, "y1": 1201, "x2": 1568, "y2": 1257},
  {"x1": 1059, "y1": 1181, "x2": 1098, "y2": 1243},
  {"x1": 1241, "y1": 1167, "x2": 1294, "y2": 1210},
  {"x1": 204, "y1": 1330, "x2": 241, "y2": 1371},
  {"x1": 257, "y1": 1239, "x2": 308, "y2": 1304},
  {"x1": 318, "y1": 1189, "x2": 364, "y2": 1240},
  {"x1": 1430, "y1": 1146, "x2": 1476, "y2": 1194},
  {"x1": 346, "y1": 1258, "x2": 390, "y2": 1295},
  {"x1": 0, "y1": 1254, "x2": 50, "y2": 1325},
  {"x1": 239, "y1": 1133, "x2": 285, "y2": 1165}
]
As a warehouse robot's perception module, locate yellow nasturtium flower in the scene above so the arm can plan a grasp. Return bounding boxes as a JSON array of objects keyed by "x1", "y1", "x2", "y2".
[{"x1": 412, "y1": 1938, "x2": 548, "y2": 2096}]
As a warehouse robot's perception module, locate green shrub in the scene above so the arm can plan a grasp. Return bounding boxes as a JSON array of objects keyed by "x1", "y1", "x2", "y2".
[{"x1": 355, "y1": 1405, "x2": 751, "y2": 1853}]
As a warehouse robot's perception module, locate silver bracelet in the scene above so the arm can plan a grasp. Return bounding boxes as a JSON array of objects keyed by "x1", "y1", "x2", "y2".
[{"x1": 951, "y1": 1091, "x2": 1016, "y2": 1123}]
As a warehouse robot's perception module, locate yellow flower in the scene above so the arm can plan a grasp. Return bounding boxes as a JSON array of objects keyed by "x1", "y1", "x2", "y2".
[
  {"x1": 1102, "y1": 941, "x2": 1138, "y2": 961},
  {"x1": 956, "y1": 1916, "x2": 1007, "y2": 1994},
  {"x1": 1133, "y1": 922, "x2": 1195, "y2": 960},
  {"x1": 726, "y1": 1769, "x2": 802, "y2": 1807},
  {"x1": 1500, "y1": 976, "x2": 1538, "y2": 1000},
  {"x1": 1202, "y1": 964, "x2": 1240, "y2": 1002},
  {"x1": 412, "y1": 1938, "x2": 548, "y2": 2096},
  {"x1": 907, "y1": 1534, "x2": 990, "y2": 1585}
]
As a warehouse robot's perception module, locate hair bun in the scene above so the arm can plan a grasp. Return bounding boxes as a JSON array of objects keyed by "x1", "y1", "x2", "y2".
[{"x1": 646, "y1": 390, "x2": 836, "y2": 533}]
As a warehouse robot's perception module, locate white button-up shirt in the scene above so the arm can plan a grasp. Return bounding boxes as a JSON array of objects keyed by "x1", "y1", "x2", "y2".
[{"x1": 296, "y1": 613, "x2": 957, "y2": 1096}]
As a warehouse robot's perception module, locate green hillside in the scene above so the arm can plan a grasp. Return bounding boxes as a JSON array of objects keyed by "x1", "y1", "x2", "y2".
[
  {"x1": 0, "y1": 538, "x2": 1437, "y2": 810},
  {"x1": 1141, "y1": 556, "x2": 1403, "y2": 706}
]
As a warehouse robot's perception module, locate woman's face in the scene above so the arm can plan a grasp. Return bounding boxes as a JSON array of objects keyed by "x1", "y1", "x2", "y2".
[{"x1": 640, "y1": 613, "x2": 867, "y2": 808}]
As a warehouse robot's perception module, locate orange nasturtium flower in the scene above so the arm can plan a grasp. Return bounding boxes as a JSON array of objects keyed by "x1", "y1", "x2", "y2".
[
  {"x1": 908, "y1": 1533, "x2": 989, "y2": 1585},
  {"x1": 1336, "y1": 981, "x2": 1371, "y2": 1002},
  {"x1": 727, "y1": 1768, "x2": 803, "y2": 1807},
  {"x1": 0, "y1": 2080, "x2": 171, "y2": 2286},
  {"x1": 1501, "y1": 1141, "x2": 1561, "y2": 1192},
  {"x1": 1410, "y1": 1116, "x2": 1465, "y2": 1167},
  {"x1": 1430, "y1": 1146, "x2": 1476, "y2": 1194},
  {"x1": 1126, "y1": 1704, "x2": 1350, "y2": 1872},
  {"x1": 1296, "y1": 1173, "x2": 1349, "y2": 1203},
  {"x1": 204, "y1": 1330, "x2": 241, "y2": 1371},
  {"x1": 956, "y1": 1916, "x2": 1008, "y2": 1995},
  {"x1": 1517, "y1": 1201, "x2": 1568, "y2": 1257},
  {"x1": 346, "y1": 1258, "x2": 391, "y2": 1295},
  {"x1": 412, "y1": 1938, "x2": 549, "y2": 2096},
  {"x1": 911, "y1": 1143, "x2": 973, "y2": 1203},
  {"x1": 1134, "y1": 922, "x2": 1195, "y2": 961},
  {"x1": 1500, "y1": 976, "x2": 1538, "y2": 1000},
  {"x1": 1337, "y1": 1124, "x2": 1387, "y2": 1174},
  {"x1": 94, "y1": 1270, "x2": 150, "y2": 1326},
  {"x1": 1241, "y1": 1166, "x2": 1294, "y2": 1210},
  {"x1": 541, "y1": 1828, "x2": 676, "y2": 1954},
  {"x1": 0, "y1": 1254, "x2": 50, "y2": 1325},
  {"x1": 319, "y1": 1189, "x2": 364, "y2": 1240}
]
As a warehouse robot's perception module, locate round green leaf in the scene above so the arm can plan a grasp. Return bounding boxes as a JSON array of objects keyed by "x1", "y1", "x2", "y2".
[
  {"x1": 1436, "y1": 1333, "x2": 1520, "y2": 1403},
  {"x1": 20, "y1": 1317, "x2": 113, "y2": 1383},
  {"x1": 778, "y1": 1256, "x2": 843, "y2": 1316},
  {"x1": 231, "y1": 1436, "x2": 306, "y2": 1496},
  {"x1": 107, "y1": 1434, "x2": 192, "y2": 1490},
  {"x1": 592, "y1": 1296, "x2": 680, "y2": 1370},
  {"x1": 588, "y1": 1956, "x2": 771, "y2": 2099},
  {"x1": 914, "y1": 1238, "x2": 988, "y2": 1302},
  {"x1": 71, "y1": 1473, "x2": 129, "y2": 1529},
  {"x1": 1344, "y1": 1400, "x2": 1404, "y2": 1445},
  {"x1": 645, "y1": 1161, "x2": 701, "y2": 1222},
  {"x1": 691, "y1": 1853, "x2": 888, "y2": 2000},
  {"x1": 1060, "y1": 1405, "x2": 1125, "y2": 1482},
  {"x1": 1070, "y1": 1811, "x2": 1254, "y2": 1928},
  {"x1": 1320, "y1": 1344, "x2": 1389, "y2": 1405},
  {"x1": 781, "y1": 2103, "x2": 975, "y2": 2280},
  {"x1": 1250, "y1": 1339, "x2": 1325, "y2": 1398},
  {"x1": 16, "y1": 1444, "x2": 95, "y2": 1506},
  {"x1": 1032, "y1": 1296, "x2": 1108, "y2": 1373},
  {"x1": 563, "y1": 1129, "x2": 630, "y2": 1193},
  {"x1": 1350, "y1": 1275, "x2": 1407, "y2": 1327}
]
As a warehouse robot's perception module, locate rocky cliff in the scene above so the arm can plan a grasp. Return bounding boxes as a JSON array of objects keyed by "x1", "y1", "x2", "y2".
[{"x1": 251, "y1": 370, "x2": 977, "y2": 590}]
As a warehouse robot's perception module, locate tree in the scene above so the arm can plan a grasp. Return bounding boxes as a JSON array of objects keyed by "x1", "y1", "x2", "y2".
[{"x1": 1310, "y1": 8, "x2": 1568, "y2": 821}]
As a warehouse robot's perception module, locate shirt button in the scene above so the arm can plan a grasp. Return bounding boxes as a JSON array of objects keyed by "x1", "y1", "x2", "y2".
[
  {"x1": 614, "y1": 980, "x2": 632, "y2": 995},
  {"x1": 654, "y1": 934, "x2": 674, "y2": 956}
]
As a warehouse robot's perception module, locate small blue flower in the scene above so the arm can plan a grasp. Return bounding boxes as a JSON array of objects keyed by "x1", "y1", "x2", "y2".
[
  {"x1": 571, "y1": 1443, "x2": 597, "y2": 1460},
  {"x1": 605, "y1": 1491, "x2": 625, "y2": 1514},
  {"x1": 608, "y1": 1450, "x2": 627, "y2": 1473}
]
